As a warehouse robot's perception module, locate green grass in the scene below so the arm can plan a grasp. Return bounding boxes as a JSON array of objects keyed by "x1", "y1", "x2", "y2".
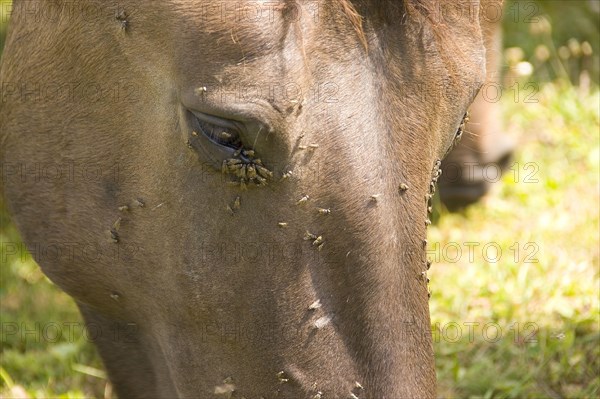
[
  {"x1": 431, "y1": 81, "x2": 600, "y2": 398},
  {"x1": 1, "y1": 82, "x2": 598, "y2": 399},
  {"x1": 0, "y1": 208, "x2": 108, "y2": 397}
]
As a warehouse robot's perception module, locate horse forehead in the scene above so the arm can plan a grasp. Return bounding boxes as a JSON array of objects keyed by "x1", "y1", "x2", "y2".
[
  {"x1": 156, "y1": 0, "x2": 364, "y2": 81},
  {"x1": 164, "y1": 0, "x2": 305, "y2": 28},
  {"x1": 161, "y1": 0, "x2": 354, "y2": 42}
]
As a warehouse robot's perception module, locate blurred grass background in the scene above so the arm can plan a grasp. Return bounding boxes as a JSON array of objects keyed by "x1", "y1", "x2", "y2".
[{"x1": 1, "y1": 0, "x2": 599, "y2": 398}]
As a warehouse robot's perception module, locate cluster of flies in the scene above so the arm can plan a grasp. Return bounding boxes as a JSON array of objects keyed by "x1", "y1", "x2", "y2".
[
  {"x1": 311, "y1": 381, "x2": 365, "y2": 399},
  {"x1": 370, "y1": 182, "x2": 409, "y2": 204},
  {"x1": 107, "y1": 198, "x2": 145, "y2": 243},
  {"x1": 424, "y1": 159, "x2": 443, "y2": 226},
  {"x1": 304, "y1": 230, "x2": 325, "y2": 251},
  {"x1": 421, "y1": 157, "x2": 447, "y2": 298},
  {"x1": 215, "y1": 373, "x2": 364, "y2": 398},
  {"x1": 448, "y1": 111, "x2": 469, "y2": 154},
  {"x1": 275, "y1": 370, "x2": 364, "y2": 399},
  {"x1": 221, "y1": 146, "x2": 274, "y2": 190},
  {"x1": 420, "y1": 113, "x2": 468, "y2": 295}
]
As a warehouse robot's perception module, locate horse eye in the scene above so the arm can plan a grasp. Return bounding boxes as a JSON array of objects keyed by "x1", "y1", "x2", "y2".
[{"x1": 188, "y1": 110, "x2": 243, "y2": 150}]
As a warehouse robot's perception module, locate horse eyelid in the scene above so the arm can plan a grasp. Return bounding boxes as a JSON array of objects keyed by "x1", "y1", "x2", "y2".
[{"x1": 189, "y1": 111, "x2": 243, "y2": 149}]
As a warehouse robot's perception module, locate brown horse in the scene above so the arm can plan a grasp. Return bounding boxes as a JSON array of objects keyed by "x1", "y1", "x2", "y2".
[{"x1": 0, "y1": 1, "x2": 499, "y2": 397}]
